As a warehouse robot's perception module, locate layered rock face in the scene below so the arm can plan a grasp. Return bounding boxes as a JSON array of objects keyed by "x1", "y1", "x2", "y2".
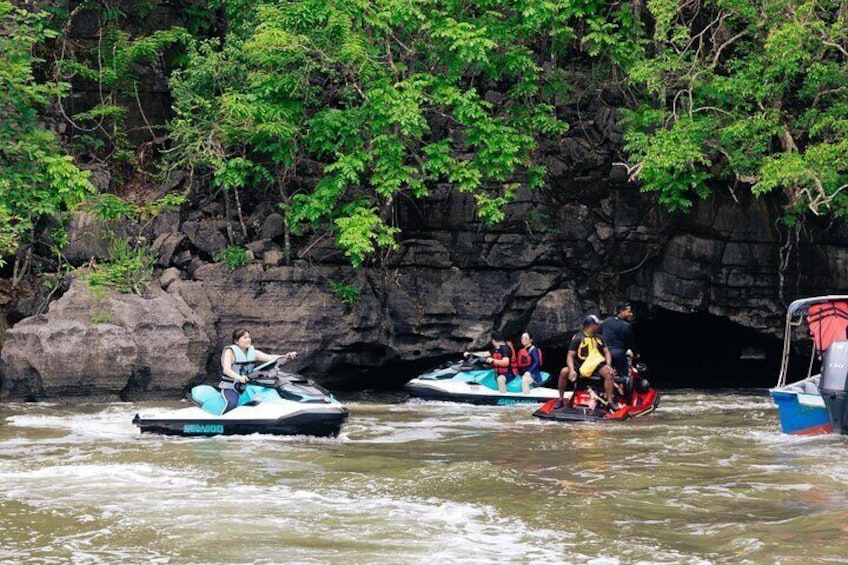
[
  {"x1": 0, "y1": 280, "x2": 211, "y2": 400},
  {"x1": 3, "y1": 169, "x2": 846, "y2": 399}
]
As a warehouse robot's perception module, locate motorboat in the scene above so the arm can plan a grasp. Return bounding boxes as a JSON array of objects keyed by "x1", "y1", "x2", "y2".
[
  {"x1": 769, "y1": 296, "x2": 848, "y2": 435},
  {"x1": 405, "y1": 355, "x2": 562, "y2": 405},
  {"x1": 133, "y1": 359, "x2": 349, "y2": 437},
  {"x1": 533, "y1": 361, "x2": 659, "y2": 423}
]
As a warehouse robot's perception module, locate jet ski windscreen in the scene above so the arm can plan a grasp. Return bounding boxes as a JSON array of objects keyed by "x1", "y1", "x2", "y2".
[
  {"x1": 807, "y1": 301, "x2": 848, "y2": 353},
  {"x1": 821, "y1": 340, "x2": 848, "y2": 393}
]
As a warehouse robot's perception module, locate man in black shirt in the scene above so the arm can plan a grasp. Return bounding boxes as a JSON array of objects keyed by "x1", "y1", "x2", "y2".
[{"x1": 600, "y1": 303, "x2": 639, "y2": 379}]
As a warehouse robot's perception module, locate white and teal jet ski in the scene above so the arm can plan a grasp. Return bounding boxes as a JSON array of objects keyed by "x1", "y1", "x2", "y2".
[
  {"x1": 133, "y1": 359, "x2": 349, "y2": 437},
  {"x1": 405, "y1": 355, "x2": 563, "y2": 406}
]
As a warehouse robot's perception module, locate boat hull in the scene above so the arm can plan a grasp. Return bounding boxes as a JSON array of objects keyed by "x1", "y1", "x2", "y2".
[{"x1": 770, "y1": 383, "x2": 832, "y2": 436}]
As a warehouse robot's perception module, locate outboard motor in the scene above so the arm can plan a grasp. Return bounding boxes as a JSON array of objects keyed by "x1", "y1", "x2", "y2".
[{"x1": 820, "y1": 340, "x2": 848, "y2": 435}]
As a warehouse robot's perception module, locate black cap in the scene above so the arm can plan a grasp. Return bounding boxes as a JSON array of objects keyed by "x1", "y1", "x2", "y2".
[{"x1": 582, "y1": 315, "x2": 601, "y2": 327}]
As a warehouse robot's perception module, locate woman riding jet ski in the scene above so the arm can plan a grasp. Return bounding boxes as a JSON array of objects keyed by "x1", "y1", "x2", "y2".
[
  {"x1": 405, "y1": 332, "x2": 562, "y2": 406},
  {"x1": 133, "y1": 329, "x2": 348, "y2": 437},
  {"x1": 533, "y1": 361, "x2": 660, "y2": 423}
]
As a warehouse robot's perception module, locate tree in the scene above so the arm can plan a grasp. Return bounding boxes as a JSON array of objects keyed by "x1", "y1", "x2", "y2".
[
  {"x1": 168, "y1": 0, "x2": 598, "y2": 267},
  {"x1": 0, "y1": 1, "x2": 94, "y2": 282},
  {"x1": 621, "y1": 0, "x2": 848, "y2": 222}
]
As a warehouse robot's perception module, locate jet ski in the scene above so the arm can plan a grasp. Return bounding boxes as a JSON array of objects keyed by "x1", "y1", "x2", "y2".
[
  {"x1": 533, "y1": 362, "x2": 660, "y2": 423},
  {"x1": 405, "y1": 355, "x2": 563, "y2": 406},
  {"x1": 133, "y1": 359, "x2": 349, "y2": 437}
]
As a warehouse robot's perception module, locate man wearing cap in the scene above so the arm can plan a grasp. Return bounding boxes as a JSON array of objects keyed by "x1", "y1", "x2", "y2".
[
  {"x1": 600, "y1": 302, "x2": 639, "y2": 379},
  {"x1": 555, "y1": 315, "x2": 615, "y2": 408}
]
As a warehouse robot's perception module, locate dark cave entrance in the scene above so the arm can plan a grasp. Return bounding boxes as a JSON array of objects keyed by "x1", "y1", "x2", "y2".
[
  {"x1": 627, "y1": 308, "x2": 784, "y2": 389},
  {"x1": 324, "y1": 309, "x2": 789, "y2": 392},
  {"x1": 539, "y1": 308, "x2": 786, "y2": 390}
]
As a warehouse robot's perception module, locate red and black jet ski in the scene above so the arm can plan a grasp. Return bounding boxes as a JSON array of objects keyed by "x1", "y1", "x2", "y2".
[{"x1": 533, "y1": 362, "x2": 660, "y2": 423}]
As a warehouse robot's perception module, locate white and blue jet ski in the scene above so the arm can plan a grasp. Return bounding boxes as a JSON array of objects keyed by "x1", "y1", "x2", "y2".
[
  {"x1": 405, "y1": 355, "x2": 563, "y2": 406},
  {"x1": 133, "y1": 359, "x2": 349, "y2": 437}
]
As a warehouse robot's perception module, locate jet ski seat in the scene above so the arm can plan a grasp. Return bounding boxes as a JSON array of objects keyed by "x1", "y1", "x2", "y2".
[
  {"x1": 575, "y1": 373, "x2": 634, "y2": 404},
  {"x1": 190, "y1": 385, "x2": 228, "y2": 415},
  {"x1": 803, "y1": 380, "x2": 820, "y2": 394}
]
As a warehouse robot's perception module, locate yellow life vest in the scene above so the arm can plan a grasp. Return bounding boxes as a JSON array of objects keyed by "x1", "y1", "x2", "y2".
[{"x1": 578, "y1": 334, "x2": 605, "y2": 377}]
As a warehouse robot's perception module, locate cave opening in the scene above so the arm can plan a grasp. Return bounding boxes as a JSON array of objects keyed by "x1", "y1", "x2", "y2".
[
  {"x1": 323, "y1": 309, "x2": 789, "y2": 392},
  {"x1": 538, "y1": 309, "x2": 788, "y2": 390},
  {"x1": 628, "y1": 308, "x2": 784, "y2": 389}
]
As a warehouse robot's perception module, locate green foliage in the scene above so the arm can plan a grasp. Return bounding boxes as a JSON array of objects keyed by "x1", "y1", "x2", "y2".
[
  {"x1": 622, "y1": 0, "x2": 848, "y2": 218},
  {"x1": 85, "y1": 238, "x2": 155, "y2": 295},
  {"x1": 90, "y1": 193, "x2": 136, "y2": 221},
  {"x1": 75, "y1": 191, "x2": 184, "y2": 293},
  {"x1": 0, "y1": 1, "x2": 94, "y2": 265},
  {"x1": 89, "y1": 191, "x2": 186, "y2": 223},
  {"x1": 137, "y1": 193, "x2": 187, "y2": 221},
  {"x1": 168, "y1": 0, "x2": 589, "y2": 267},
  {"x1": 55, "y1": 3, "x2": 190, "y2": 159},
  {"x1": 329, "y1": 279, "x2": 360, "y2": 305},
  {"x1": 215, "y1": 246, "x2": 250, "y2": 270}
]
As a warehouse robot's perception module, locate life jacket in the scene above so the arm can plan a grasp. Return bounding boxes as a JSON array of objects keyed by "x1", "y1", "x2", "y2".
[
  {"x1": 223, "y1": 344, "x2": 256, "y2": 381},
  {"x1": 507, "y1": 341, "x2": 519, "y2": 373},
  {"x1": 492, "y1": 342, "x2": 516, "y2": 376},
  {"x1": 517, "y1": 345, "x2": 543, "y2": 370},
  {"x1": 576, "y1": 333, "x2": 605, "y2": 377}
]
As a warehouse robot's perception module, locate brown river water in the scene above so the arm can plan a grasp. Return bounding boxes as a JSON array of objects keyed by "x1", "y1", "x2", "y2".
[{"x1": 1, "y1": 390, "x2": 847, "y2": 564}]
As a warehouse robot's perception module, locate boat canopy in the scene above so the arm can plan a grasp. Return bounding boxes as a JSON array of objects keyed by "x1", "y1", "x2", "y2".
[
  {"x1": 776, "y1": 295, "x2": 848, "y2": 388},
  {"x1": 808, "y1": 301, "x2": 848, "y2": 353}
]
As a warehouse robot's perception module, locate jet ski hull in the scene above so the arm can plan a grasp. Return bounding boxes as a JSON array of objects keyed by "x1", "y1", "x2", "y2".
[
  {"x1": 405, "y1": 379, "x2": 563, "y2": 406},
  {"x1": 405, "y1": 361, "x2": 559, "y2": 406},
  {"x1": 133, "y1": 370, "x2": 349, "y2": 438},
  {"x1": 533, "y1": 388, "x2": 660, "y2": 423},
  {"x1": 133, "y1": 405, "x2": 349, "y2": 437}
]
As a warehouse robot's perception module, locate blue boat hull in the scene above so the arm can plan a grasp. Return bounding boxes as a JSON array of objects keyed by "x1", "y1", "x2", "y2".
[{"x1": 770, "y1": 389, "x2": 832, "y2": 435}]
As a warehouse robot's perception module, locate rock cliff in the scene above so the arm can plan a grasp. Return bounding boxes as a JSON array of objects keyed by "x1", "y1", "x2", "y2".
[{"x1": 3, "y1": 166, "x2": 846, "y2": 399}]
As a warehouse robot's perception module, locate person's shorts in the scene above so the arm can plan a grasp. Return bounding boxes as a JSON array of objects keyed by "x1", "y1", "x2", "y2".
[
  {"x1": 609, "y1": 349, "x2": 628, "y2": 377},
  {"x1": 526, "y1": 371, "x2": 544, "y2": 383},
  {"x1": 576, "y1": 362, "x2": 607, "y2": 379},
  {"x1": 498, "y1": 372, "x2": 518, "y2": 382}
]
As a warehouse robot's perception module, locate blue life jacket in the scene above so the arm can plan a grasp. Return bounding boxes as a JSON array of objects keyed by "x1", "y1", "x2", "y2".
[{"x1": 220, "y1": 345, "x2": 256, "y2": 389}]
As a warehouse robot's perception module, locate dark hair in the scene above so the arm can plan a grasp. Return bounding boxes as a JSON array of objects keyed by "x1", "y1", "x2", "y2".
[
  {"x1": 522, "y1": 331, "x2": 534, "y2": 343},
  {"x1": 491, "y1": 330, "x2": 504, "y2": 342},
  {"x1": 615, "y1": 302, "x2": 631, "y2": 314},
  {"x1": 232, "y1": 328, "x2": 250, "y2": 343}
]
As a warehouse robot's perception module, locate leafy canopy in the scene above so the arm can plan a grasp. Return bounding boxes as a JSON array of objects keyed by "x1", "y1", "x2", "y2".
[
  {"x1": 0, "y1": 1, "x2": 94, "y2": 264},
  {"x1": 168, "y1": 0, "x2": 601, "y2": 267},
  {"x1": 622, "y1": 0, "x2": 848, "y2": 220}
]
